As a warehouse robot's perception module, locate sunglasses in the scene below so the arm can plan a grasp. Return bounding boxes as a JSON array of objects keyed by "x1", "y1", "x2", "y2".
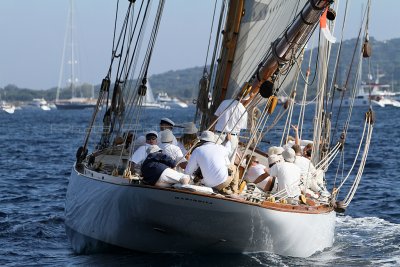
[{"x1": 146, "y1": 137, "x2": 157, "y2": 141}]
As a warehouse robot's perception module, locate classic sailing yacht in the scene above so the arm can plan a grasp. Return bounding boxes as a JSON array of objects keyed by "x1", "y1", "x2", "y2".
[
  {"x1": 65, "y1": 0, "x2": 374, "y2": 257},
  {"x1": 55, "y1": 0, "x2": 96, "y2": 110}
]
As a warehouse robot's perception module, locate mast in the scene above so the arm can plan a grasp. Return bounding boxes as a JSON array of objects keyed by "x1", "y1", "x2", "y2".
[
  {"x1": 212, "y1": 0, "x2": 244, "y2": 107},
  {"x1": 57, "y1": 0, "x2": 78, "y2": 102},
  {"x1": 69, "y1": 0, "x2": 77, "y2": 99}
]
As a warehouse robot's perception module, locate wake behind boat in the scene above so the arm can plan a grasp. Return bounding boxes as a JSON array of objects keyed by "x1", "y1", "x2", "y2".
[{"x1": 65, "y1": 0, "x2": 374, "y2": 258}]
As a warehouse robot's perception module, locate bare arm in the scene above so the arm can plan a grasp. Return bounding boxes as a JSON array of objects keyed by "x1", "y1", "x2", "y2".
[{"x1": 291, "y1": 124, "x2": 300, "y2": 145}]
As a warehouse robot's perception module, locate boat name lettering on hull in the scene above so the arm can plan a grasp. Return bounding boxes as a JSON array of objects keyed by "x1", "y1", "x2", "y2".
[{"x1": 174, "y1": 196, "x2": 213, "y2": 205}]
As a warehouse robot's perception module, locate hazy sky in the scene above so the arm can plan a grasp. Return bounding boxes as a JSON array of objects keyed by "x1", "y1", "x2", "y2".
[{"x1": 0, "y1": 0, "x2": 396, "y2": 90}]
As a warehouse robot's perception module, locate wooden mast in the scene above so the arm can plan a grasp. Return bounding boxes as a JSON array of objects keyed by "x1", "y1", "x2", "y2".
[{"x1": 210, "y1": 0, "x2": 244, "y2": 113}]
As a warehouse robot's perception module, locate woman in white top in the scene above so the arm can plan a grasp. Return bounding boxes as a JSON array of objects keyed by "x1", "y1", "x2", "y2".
[
  {"x1": 176, "y1": 122, "x2": 199, "y2": 157},
  {"x1": 245, "y1": 154, "x2": 280, "y2": 192}
]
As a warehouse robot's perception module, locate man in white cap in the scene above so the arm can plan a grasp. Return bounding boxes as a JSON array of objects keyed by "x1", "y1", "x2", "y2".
[
  {"x1": 129, "y1": 131, "x2": 158, "y2": 174},
  {"x1": 159, "y1": 129, "x2": 186, "y2": 168},
  {"x1": 141, "y1": 145, "x2": 190, "y2": 187},
  {"x1": 268, "y1": 147, "x2": 301, "y2": 198},
  {"x1": 184, "y1": 131, "x2": 232, "y2": 192},
  {"x1": 159, "y1": 117, "x2": 178, "y2": 145},
  {"x1": 213, "y1": 95, "x2": 248, "y2": 162}
]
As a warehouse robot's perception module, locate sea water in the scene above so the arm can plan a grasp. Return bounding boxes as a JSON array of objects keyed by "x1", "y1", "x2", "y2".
[{"x1": 0, "y1": 106, "x2": 399, "y2": 266}]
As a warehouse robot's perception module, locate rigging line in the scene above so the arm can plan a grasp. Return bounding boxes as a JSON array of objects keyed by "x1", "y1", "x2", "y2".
[
  {"x1": 295, "y1": 30, "x2": 320, "y2": 87},
  {"x1": 245, "y1": 95, "x2": 280, "y2": 153},
  {"x1": 280, "y1": 91, "x2": 295, "y2": 147},
  {"x1": 120, "y1": 3, "x2": 154, "y2": 126},
  {"x1": 335, "y1": 116, "x2": 368, "y2": 192},
  {"x1": 106, "y1": 1, "x2": 135, "y2": 78},
  {"x1": 239, "y1": 100, "x2": 274, "y2": 183},
  {"x1": 204, "y1": 0, "x2": 226, "y2": 95},
  {"x1": 342, "y1": 121, "x2": 373, "y2": 206},
  {"x1": 115, "y1": 2, "x2": 144, "y2": 85},
  {"x1": 332, "y1": 5, "x2": 368, "y2": 141},
  {"x1": 142, "y1": 0, "x2": 165, "y2": 75},
  {"x1": 203, "y1": 0, "x2": 219, "y2": 69},
  {"x1": 327, "y1": 0, "x2": 349, "y2": 114},
  {"x1": 324, "y1": 0, "x2": 341, "y2": 105},
  {"x1": 128, "y1": 1, "x2": 155, "y2": 82},
  {"x1": 119, "y1": 1, "x2": 165, "y2": 143},
  {"x1": 112, "y1": 12, "x2": 138, "y2": 137},
  {"x1": 109, "y1": 0, "x2": 119, "y2": 78},
  {"x1": 297, "y1": 34, "x2": 316, "y2": 138},
  {"x1": 118, "y1": 1, "x2": 159, "y2": 130},
  {"x1": 332, "y1": 147, "x2": 345, "y2": 196}
]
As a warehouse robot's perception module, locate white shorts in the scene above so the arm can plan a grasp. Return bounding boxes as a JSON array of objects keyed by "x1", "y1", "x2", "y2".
[{"x1": 155, "y1": 168, "x2": 189, "y2": 188}]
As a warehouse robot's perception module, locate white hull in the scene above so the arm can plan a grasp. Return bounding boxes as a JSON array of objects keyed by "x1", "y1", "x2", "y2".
[
  {"x1": 65, "y1": 167, "x2": 335, "y2": 257},
  {"x1": 1, "y1": 106, "x2": 15, "y2": 114},
  {"x1": 332, "y1": 97, "x2": 381, "y2": 107}
]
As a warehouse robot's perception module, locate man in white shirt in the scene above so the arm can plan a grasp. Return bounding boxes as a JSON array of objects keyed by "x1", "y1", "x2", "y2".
[
  {"x1": 269, "y1": 147, "x2": 301, "y2": 197},
  {"x1": 159, "y1": 129, "x2": 187, "y2": 168},
  {"x1": 158, "y1": 117, "x2": 178, "y2": 145},
  {"x1": 214, "y1": 96, "x2": 248, "y2": 161},
  {"x1": 129, "y1": 131, "x2": 158, "y2": 174},
  {"x1": 292, "y1": 144, "x2": 326, "y2": 197},
  {"x1": 184, "y1": 131, "x2": 232, "y2": 191}
]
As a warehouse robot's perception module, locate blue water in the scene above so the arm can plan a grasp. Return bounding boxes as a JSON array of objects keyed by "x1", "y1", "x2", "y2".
[{"x1": 0, "y1": 106, "x2": 399, "y2": 266}]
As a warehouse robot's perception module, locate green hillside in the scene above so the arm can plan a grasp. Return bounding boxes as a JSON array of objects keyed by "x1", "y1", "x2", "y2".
[{"x1": 1, "y1": 37, "x2": 399, "y2": 102}]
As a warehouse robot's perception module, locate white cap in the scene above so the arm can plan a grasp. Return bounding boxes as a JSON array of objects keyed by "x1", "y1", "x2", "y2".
[
  {"x1": 160, "y1": 129, "x2": 174, "y2": 143},
  {"x1": 160, "y1": 117, "x2": 175, "y2": 127},
  {"x1": 146, "y1": 145, "x2": 162, "y2": 154},
  {"x1": 145, "y1": 131, "x2": 158, "y2": 139},
  {"x1": 199, "y1": 131, "x2": 215, "y2": 142}
]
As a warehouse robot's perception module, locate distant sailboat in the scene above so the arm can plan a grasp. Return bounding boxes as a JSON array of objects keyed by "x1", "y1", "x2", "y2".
[
  {"x1": 55, "y1": 0, "x2": 96, "y2": 110},
  {"x1": 142, "y1": 82, "x2": 170, "y2": 109}
]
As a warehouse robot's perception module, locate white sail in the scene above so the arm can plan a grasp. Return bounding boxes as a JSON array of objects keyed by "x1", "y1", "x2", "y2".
[{"x1": 225, "y1": 0, "x2": 307, "y2": 98}]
